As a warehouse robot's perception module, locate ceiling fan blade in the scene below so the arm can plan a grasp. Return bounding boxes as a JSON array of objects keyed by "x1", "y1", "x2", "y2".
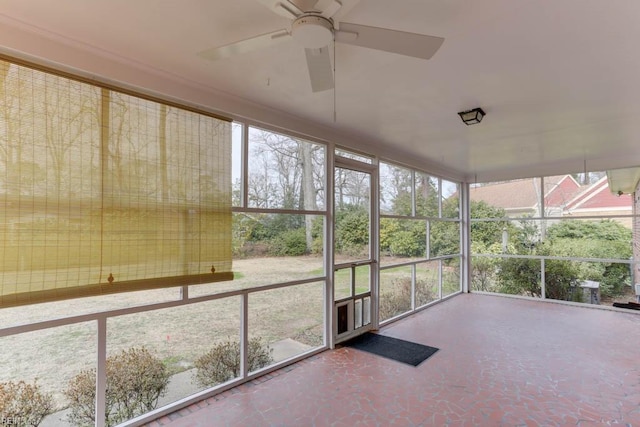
[
  {"x1": 304, "y1": 47, "x2": 334, "y2": 92},
  {"x1": 335, "y1": 22, "x2": 444, "y2": 60},
  {"x1": 198, "y1": 29, "x2": 290, "y2": 61},
  {"x1": 255, "y1": 0, "x2": 304, "y2": 19},
  {"x1": 315, "y1": 0, "x2": 342, "y2": 18},
  {"x1": 330, "y1": 0, "x2": 361, "y2": 26},
  {"x1": 276, "y1": 1, "x2": 304, "y2": 18}
]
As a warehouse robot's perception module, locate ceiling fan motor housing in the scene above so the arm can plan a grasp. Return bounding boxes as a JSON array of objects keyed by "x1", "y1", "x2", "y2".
[{"x1": 292, "y1": 15, "x2": 334, "y2": 49}]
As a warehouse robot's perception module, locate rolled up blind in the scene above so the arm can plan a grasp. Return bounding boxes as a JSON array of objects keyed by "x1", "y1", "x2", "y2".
[{"x1": 0, "y1": 59, "x2": 232, "y2": 308}]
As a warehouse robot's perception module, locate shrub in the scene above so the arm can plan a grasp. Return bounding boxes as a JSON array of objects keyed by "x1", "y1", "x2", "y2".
[
  {"x1": 547, "y1": 219, "x2": 632, "y2": 242},
  {"x1": 497, "y1": 253, "x2": 579, "y2": 300},
  {"x1": 544, "y1": 259, "x2": 580, "y2": 301},
  {"x1": 600, "y1": 262, "x2": 630, "y2": 297},
  {"x1": 379, "y1": 218, "x2": 401, "y2": 255},
  {"x1": 546, "y1": 220, "x2": 632, "y2": 298},
  {"x1": 335, "y1": 206, "x2": 369, "y2": 255},
  {"x1": 380, "y1": 217, "x2": 427, "y2": 258},
  {"x1": 64, "y1": 347, "x2": 170, "y2": 427},
  {"x1": 193, "y1": 338, "x2": 274, "y2": 388},
  {"x1": 0, "y1": 380, "x2": 54, "y2": 426},
  {"x1": 379, "y1": 277, "x2": 435, "y2": 321},
  {"x1": 311, "y1": 216, "x2": 324, "y2": 254},
  {"x1": 471, "y1": 242, "x2": 503, "y2": 292},
  {"x1": 379, "y1": 278, "x2": 412, "y2": 321},
  {"x1": 497, "y1": 257, "x2": 542, "y2": 297},
  {"x1": 269, "y1": 228, "x2": 308, "y2": 256},
  {"x1": 388, "y1": 230, "x2": 424, "y2": 257}
]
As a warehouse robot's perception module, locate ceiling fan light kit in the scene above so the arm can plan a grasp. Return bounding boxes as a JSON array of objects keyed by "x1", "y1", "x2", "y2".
[
  {"x1": 292, "y1": 15, "x2": 334, "y2": 48},
  {"x1": 458, "y1": 108, "x2": 485, "y2": 125}
]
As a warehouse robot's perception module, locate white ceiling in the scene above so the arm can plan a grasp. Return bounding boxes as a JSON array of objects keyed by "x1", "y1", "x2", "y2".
[{"x1": 1, "y1": 0, "x2": 640, "y2": 182}]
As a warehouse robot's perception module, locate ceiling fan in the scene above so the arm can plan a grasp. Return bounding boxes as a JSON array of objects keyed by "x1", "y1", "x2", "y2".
[{"x1": 198, "y1": 0, "x2": 444, "y2": 92}]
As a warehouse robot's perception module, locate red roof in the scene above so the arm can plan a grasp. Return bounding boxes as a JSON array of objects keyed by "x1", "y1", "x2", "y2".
[
  {"x1": 543, "y1": 175, "x2": 581, "y2": 207},
  {"x1": 470, "y1": 175, "x2": 581, "y2": 211},
  {"x1": 565, "y1": 177, "x2": 632, "y2": 211}
]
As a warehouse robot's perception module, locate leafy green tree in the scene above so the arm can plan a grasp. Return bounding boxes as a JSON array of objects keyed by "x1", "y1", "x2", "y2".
[
  {"x1": 415, "y1": 175, "x2": 439, "y2": 217},
  {"x1": 497, "y1": 220, "x2": 631, "y2": 299},
  {"x1": 379, "y1": 218, "x2": 401, "y2": 254},
  {"x1": 387, "y1": 191, "x2": 412, "y2": 216},
  {"x1": 433, "y1": 200, "x2": 514, "y2": 258},
  {"x1": 430, "y1": 221, "x2": 460, "y2": 257},
  {"x1": 497, "y1": 244, "x2": 580, "y2": 300},
  {"x1": 335, "y1": 204, "x2": 369, "y2": 255},
  {"x1": 545, "y1": 220, "x2": 632, "y2": 297},
  {"x1": 547, "y1": 219, "x2": 632, "y2": 242},
  {"x1": 379, "y1": 171, "x2": 436, "y2": 258},
  {"x1": 389, "y1": 229, "x2": 424, "y2": 257},
  {"x1": 469, "y1": 201, "x2": 514, "y2": 248},
  {"x1": 497, "y1": 257, "x2": 542, "y2": 297},
  {"x1": 380, "y1": 170, "x2": 439, "y2": 216},
  {"x1": 380, "y1": 218, "x2": 425, "y2": 257},
  {"x1": 232, "y1": 212, "x2": 310, "y2": 257},
  {"x1": 540, "y1": 250, "x2": 581, "y2": 301},
  {"x1": 270, "y1": 228, "x2": 308, "y2": 256},
  {"x1": 470, "y1": 241, "x2": 505, "y2": 292},
  {"x1": 310, "y1": 215, "x2": 325, "y2": 254}
]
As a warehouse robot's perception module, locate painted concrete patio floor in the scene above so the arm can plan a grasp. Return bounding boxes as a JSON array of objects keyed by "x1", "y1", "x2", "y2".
[{"x1": 145, "y1": 293, "x2": 640, "y2": 426}]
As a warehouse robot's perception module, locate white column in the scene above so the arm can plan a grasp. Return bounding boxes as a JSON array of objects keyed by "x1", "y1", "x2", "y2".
[{"x1": 460, "y1": 182, "x2": 471, "y2": 293}]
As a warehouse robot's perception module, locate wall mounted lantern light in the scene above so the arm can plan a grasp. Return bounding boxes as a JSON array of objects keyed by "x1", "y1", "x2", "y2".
[{"x1": 458, "y1": 108, "x2": 485, "y2": 125}]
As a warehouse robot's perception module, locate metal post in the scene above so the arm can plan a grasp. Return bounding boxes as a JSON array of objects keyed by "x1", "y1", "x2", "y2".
[
  {"x1": 460, "y1": 182, "x2": 471, "y2": 293},
  {"x1": 541, "y1": 258, "x2": 546, "y2": 299},
  {"x1": 95, "y1": 318, "x2": 107, "y2": 427},
  {"x1": 240, "y1": 293, "x2": 249, "y2": 378}
]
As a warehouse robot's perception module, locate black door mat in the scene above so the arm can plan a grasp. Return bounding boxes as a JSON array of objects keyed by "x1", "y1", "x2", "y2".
[
  {"x1": 613, "y1": 301, "x2": 640, "y2": 310},
  {"x1": 343, "y1": 332, "x2": 439, "y2": 366}
]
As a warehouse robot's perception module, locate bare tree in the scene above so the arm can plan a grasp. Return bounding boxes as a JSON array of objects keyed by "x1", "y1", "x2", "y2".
[
  {"x1": 0, "y1": 61, "x2": 20, "y2": 194},
  {"x1": 300, "y1": 141, "x2": 317, "y2": 249},
  {"x1": 42, "y1": 74, "x2": 97, "y2": 193},
  {"x1": 247, "y1": 155, "x2": 277, "y2": 208},
  {"x1": 247, "y1": 129, "x2": 325, "y2": 251}
]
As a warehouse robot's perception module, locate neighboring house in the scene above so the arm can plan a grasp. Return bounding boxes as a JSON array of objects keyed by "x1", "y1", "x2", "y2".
[
  {"x1": 564, "y1": 177, "x2": 633, "y2": 227},
  {"x1": 470, "y1": 175, "x2": 583, "y2": 218},
  {"x1": 543, "y1": 175, "x2": 584, "y2": 216},
  {"x1": 469, "y1": 178, "x2": 543, "y2": 217},
  {"x1": 469, "y1": 174, "x2": 633, "y2": 225},
  {"x1": 471, "y1": 173, "x2": 640, "y2": 296}
]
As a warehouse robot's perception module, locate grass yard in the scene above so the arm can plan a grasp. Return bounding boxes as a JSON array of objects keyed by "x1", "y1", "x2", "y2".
[
  {"x1": 0, "y1": 254, "x2": 458, "y2": 413},
  {"x1": 0, "y1": 256, "x2": 325, "y2": 409}
]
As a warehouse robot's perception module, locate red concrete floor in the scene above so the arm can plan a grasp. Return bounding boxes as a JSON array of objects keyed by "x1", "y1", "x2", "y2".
[{"x1": 146, "y1": 294, "x2": 640, "y2": 426}]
